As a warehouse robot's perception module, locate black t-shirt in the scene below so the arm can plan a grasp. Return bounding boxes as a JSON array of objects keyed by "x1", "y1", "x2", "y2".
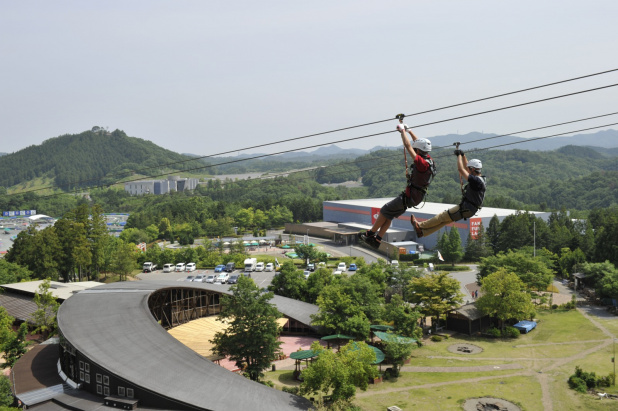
[{"x1": 463, "y1": 174, "x2": 486, "y2": 209}]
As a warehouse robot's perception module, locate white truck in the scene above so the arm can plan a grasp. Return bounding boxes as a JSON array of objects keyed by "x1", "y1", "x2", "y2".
[
  {"x1": 244, "y1": 258, "x2": 257, "y2": 272},
  {"x1": 143, "y1": 262, "x2": 157, "y2": 273}
]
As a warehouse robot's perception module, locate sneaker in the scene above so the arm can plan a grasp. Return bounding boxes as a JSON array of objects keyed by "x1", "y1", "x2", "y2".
[
  {"x1": 410, "y1": 215, "x2": 423, "y2": 238},
  {"x1": 368, "y1": 236, "x2": 381, "y2": 249},
  {"x1": 359, "y1": 231, "x2": 380, "y2": 249}
]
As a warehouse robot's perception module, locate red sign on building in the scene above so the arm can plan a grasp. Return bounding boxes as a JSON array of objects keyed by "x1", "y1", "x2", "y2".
[
  {"x1": 469, "y1": 218, "x2": 482, "y2": 240},
  {"x1": 371, "y1": 208, "x2": 381, "y2": 225}
]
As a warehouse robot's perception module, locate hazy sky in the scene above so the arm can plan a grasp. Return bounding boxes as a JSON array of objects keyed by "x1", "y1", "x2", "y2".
[{"x1": 2, "y1": 1, "x2": 617, "y2": 157}]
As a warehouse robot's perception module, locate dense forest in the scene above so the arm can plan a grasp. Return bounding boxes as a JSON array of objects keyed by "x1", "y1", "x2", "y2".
[{"x1": 0, "y1": 128, "x2": 208, "y2": 190}]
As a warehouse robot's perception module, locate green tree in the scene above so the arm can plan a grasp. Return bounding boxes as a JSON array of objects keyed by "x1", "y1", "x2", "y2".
[
  {"x1": 486, "y1": 215, "x2": 501, "y2": 255},
  {"x1": 478, "y1": 250, "x2": 554, "y2": 292},
  {"x1": 408, "y1": 272, "x2": 463, "y2": 331},
  {"x1": 300, "y1": 340, "x2": 378, "y2": 403},
  {"x1": 294, "y1": 244, "x2": 320, "y2": 264},
  {"x1": 111, "y1": 240, "x2": 137, "y2": 281},
  {"x1": 0, "y1": 375, "x2": 14, "y2": 406},
  {"x1": 476, "y1": 268, "x2": 535, "y2": 330},
  {"x1": 383, "y1": 294, "x2": 422, "y2": 339},
  {"x1": 267, "y1": 261, "x2": 307, "y2": 301},
  {"x1": 311, "y1": 284, "x2": 371, "y2": 340},
  {"x1": 158, "y1": 217, "x2": 173, "y2": 242},
  {"x1": 557, "y1": 248, "x2": 587, "y2": 278},
  {"x1": 1, "y1": 322, "x2": 30, "y2": 369},
  {"x1": 464, "y1": 222, "x2": 492, "y2": 262},
  {"x1": 305, "y1": 268, "x2": 333, "y2": 304},
  {"x1": 382, "y1": 337, "x2": 416, "y2": 377},
  {"x1": 210, "y1": 276, "x2": 282, "y2": 381},
  {"x1": 441, "y1": 228, "x2": 464, "y2": 266},
  {"x1": 31, "y1": 279, "x2": 60, "y2": 340},
  {"x1": 0, "y1": 259, "x2": 32, "y2": 284},
  {"x1": 234, "y1": 208, "x2": 254, "y2": 232}
]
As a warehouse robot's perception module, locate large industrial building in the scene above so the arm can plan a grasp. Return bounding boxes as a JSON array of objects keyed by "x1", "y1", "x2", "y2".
[
  {"x1": 124, "y1": 176, "x2": 199, "y2": 196},
  {"x1": 323, "y1": 199, "x2": 553, "y2": 250}
]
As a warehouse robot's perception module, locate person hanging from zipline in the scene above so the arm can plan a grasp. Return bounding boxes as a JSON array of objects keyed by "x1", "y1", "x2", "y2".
[
  {"x1": 359, "y1": 116, "x2": 436, "y2": 249},
  {"x1": 410, "y1": 148, "x2": 486, "y2": 238}
]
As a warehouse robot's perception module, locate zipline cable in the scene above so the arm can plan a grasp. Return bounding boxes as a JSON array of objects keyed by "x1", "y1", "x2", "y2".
[
  {"x1": 29, "y1": 68, "x2": 618, "y2": 189},
  {"x1": 18, "y1": 82, "x2": 618, "y2": 195},
  {"x1": 29, "y1": 119, "x2": 618, "y2": 199}
]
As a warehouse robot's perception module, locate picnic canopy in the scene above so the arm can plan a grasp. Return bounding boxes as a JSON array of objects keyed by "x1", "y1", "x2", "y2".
[
  {"x1": 321, "y1": 334, "x2": 354, "y2": 349},
  {"x1": 349, "y1": 342, "x2": 385, "y2": 365},
  {"x1": 373, "y1": 331, "x2": 417, "y2": 345},
  {"x1": 370, "y1": 324, "x2": 394, "y2": 332},
  {"x1": 290, "y1": 349, "x2": 319, "y2": 373}
]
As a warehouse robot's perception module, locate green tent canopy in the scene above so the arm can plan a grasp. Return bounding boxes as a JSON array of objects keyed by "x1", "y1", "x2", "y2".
[
  {"x1": 321, "y1": 334, "x2": 355, "y2": 341},
  {"x1": 349, "y1": 342, "x2": 385, "y2": 365},
  {"x1": 373, "y1": 331, "x2": 417, "y2": 345},
  {"x1": 289, "y1": 350, "x2": 318, "y2": 360},
  {"x1": 370, "y1": 325, "x2": 395, "y2": 332}
]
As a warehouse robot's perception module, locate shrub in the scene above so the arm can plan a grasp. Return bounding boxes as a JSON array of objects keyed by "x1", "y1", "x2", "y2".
[
  {"x1": 551, "y1": 304, "x2": 559, "y2": 310},
  {"x1": 282, "y1": 386, "x2": 300, "y2": 394},
  {"x1": 487, "y1": 327, "x2": 501, "y2": 338},
  {"x1": 568, "y1": 376, "x2": 587, "y2": 393},
  {"x1": 503, "y1": 326, "x2": 520, "y2": 339},
  {"x1": 431, "y1": 335, "x2": 443, "y2": 342}
]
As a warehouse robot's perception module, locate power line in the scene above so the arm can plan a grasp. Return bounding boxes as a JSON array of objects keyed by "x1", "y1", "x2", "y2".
[
  {"x1": 17, "y1": 82, "x2": 618, "y2": 196},
  {"x1": 23, "y1": 68, "x2": 618, "y2": 192}
]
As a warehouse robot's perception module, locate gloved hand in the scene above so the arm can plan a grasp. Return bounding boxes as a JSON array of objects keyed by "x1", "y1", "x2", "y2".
[
  {"x1": 396, "y1": 124, "x2": 408, "y2": 132},
  {"x1": 454, "y1": 149, "x2": 461, "y2": 156}
]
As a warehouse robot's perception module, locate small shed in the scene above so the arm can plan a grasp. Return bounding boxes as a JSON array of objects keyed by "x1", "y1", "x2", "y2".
[{"x1": 446, "y1": 303, "x2": 490, "y2": 335}]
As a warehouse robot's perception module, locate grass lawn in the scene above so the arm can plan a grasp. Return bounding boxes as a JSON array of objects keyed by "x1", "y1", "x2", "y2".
[
  {"x1": 263, "y1": 309, "x2": 617, "y2": 410},
  {"x1": 354, "y1": 374, "x2": 540, "y2": 411}
]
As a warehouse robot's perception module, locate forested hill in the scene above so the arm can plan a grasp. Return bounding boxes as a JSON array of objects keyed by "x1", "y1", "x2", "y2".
[{"x1": 0, "y1": 129, "x2": 206, "y2": 191}]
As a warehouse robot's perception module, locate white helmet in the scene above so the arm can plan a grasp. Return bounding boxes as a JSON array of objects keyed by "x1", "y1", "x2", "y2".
[
  {"x1": 467, "y1": 159, "x2": 482, "y2": 170},
  {"x1": 412, "y1": 138, "x2": 432, "y2": 152}
]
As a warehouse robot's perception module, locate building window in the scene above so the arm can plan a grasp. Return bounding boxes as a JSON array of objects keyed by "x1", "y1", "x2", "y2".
[
  {"x1": 85, "y1": 373, "x2": 90, "y2": 384},
  {"x1": 104, "y1": 386, "x2": 110, "y2": 396},
  {"x1": 103, "y1": 375, "x2": 109, "y2": 385},
  {"x1": 79, "y1": 361, "x2": 84, "y2": 370},
  {"x1": 97, "y1": 385, "x2": 102, "y2": 395},
  {"x1": 79, "y1": 371, "x2": 84, "y2": 381},
  {"x1": 118, "y1": 387, "x2": 125, "y2": 397},
  {"x1": 85, "y1": 363, "x2": 90, "y2": 373},
  {"x1": 96, "y1": 374, "x2": 102, "y2": 384},
  {"x1": 127, "y1": 388, "x2": 134, "y2": 399}
]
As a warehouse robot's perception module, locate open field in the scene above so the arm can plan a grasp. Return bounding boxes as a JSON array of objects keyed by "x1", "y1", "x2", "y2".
[{"x1": 264, "y1": 308, "x2": 618, "y2": 410}]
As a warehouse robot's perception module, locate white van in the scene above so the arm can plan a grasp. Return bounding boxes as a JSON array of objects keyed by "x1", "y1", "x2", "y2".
[
  {"x1": 337, "y1": 262, "x2": 347, "y2": 271},
  {"x1": 264, "y1": 263, "x2": 274, "y2": 272},
  {"x1": 255, "y1": 262, "x2": 265, "y2": 272},
  {"x1": 176, "y1": 262, "x2": 186, "y2": 272},
  {"x1": 186, "y1": 262, "x2": 196, "y2": 272},
  {"x1": 163, "y1": 263, "x2": 174, "y2": 273},
  {"x1": 391, "y1": 260, "x2": 399, "y2": 268}
]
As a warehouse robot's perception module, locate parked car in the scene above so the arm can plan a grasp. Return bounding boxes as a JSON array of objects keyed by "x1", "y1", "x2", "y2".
[
  {"x1": 303, "y1": 271, "x2": 311, "y2": 280},
  {"x1": 348, "y1": 263, "x2": 357, "y2": 271},
  {"x1": 184, "y1": 275, "x2": 195, "y2": 282},
  {"x1": 255, "y1": 262, "x2": 265, "y2": 272},
  {"x1": 225, "y1": 262, "x2": 235, "y2": 272},
  {"x1": 307, "y1": 263, "x2": 315, "y2": 272},
  {"x1": 163, "y1": 263, "x2": 174, "y2": 273},
  {"x1": 227, "y1": 274, "x2": 240, "y2": 284},
  {"x1": 333, "y1": 270, "x2": 342, "y2": 275},
  {"x1": 143, "y1": 262, "x2": 157, "y2": 273},
  {"x1": 176, "y1": 263, "x2": 186, "y2": 272},
  {"x1": 264, "y1": 263, "x2": 274, "y2": 272},
  {"x1": 390, "y1": 260, "x2": 399, "y2": 268},
  {"x1": 193, "y1": 274, "x2": 205, "y2": 282},
  {"x1": 186, "y1": 262, "x2": 196, "y2": 272},
  {"x1": 214, "y1": 264, "x2": 226, "y2": 273},
  {"x1": 337, "y1": 262, "x2": 347, "y2": 271},
  {"x1": 216, "y1": 273, "x2": 230, "y2": 283},
  {"x1": 205, "y1": 274, "x2": 217, "y2": 284}
]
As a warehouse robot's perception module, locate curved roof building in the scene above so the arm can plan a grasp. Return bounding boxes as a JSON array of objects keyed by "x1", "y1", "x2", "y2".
[{"x1": 57, "y1": 281, "x2": 316, "y2": 410}]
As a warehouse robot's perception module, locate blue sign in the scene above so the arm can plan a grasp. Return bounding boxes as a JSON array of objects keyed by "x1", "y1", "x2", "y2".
[{"x1": 2, "y1": 210, "x2": 36, "y2": 217}]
